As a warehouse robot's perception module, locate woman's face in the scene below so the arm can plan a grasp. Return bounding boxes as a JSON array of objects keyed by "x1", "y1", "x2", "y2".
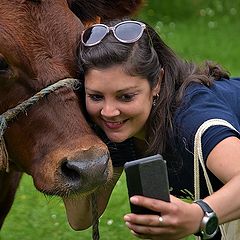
[{"x1": 85, "y1": 65, "x2": 160, "y2": 143}]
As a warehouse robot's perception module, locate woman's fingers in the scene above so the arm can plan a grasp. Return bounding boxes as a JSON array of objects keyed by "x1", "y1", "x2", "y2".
[
  {"x1": 124, "y1": 213, "x2": 169, "y2": 227},
  {"x1": 124, "y1": 196, "x2": 200, "y2": 240},
  {"x1": 124, "y1": 213, "x2": 170, "y2": 239},
  {"x1": 130, "y1": 195, "x2": 171, "y2": 213},
  {"x1": 130, "y1": 230, "x2": 150, "y2": 239},
  {"x1": 126, "y1": 221, "x2": 163, "y2": 235},
  {"x1": 126, "y1": 221, "x2": 176, "y2": 240}
]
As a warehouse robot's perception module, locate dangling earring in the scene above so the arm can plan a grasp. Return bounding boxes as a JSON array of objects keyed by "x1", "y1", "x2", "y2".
[{"x1": 152, "y1": 94, "x2": 159, "y2": 107}]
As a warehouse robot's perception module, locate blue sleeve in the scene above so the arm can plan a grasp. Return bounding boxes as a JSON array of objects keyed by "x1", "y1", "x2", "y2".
[{"x1": 174, "y1": 86, "x2": 240, "y2": 161}]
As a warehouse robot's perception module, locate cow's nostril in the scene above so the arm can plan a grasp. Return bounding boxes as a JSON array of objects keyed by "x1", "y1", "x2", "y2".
[
  {"x1": 61, "y1": 161, "x2": 81, "y2": 182},
  {"x1": 60, "y1": 153, "x2": 110, "y2": 192}
]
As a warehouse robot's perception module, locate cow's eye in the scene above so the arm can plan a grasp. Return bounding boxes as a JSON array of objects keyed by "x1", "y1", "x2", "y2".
[{"x1": 0, "y1": 56, "x2": 9, "y2": 72}]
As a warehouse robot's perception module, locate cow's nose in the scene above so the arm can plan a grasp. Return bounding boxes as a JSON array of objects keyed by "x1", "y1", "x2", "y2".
[{"x1": 60, "y1": 153, "x2": 110, "y2": 191}]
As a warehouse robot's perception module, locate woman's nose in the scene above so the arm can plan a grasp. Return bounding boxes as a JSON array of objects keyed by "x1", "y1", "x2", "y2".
[{"x1": 100, "y1": 103, "x2": 120, "y2": 117}]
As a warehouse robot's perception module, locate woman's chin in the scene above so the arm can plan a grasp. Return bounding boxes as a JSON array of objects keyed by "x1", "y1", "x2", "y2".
[{"x1": 107, "y1": 134, "x2": 128, "y2": 143}]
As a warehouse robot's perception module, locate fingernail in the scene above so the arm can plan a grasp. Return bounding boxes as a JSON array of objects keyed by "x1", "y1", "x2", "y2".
[
  {"x1": 124, "y1": 215, "x2": 130, "y2": 221},
  {"x1": 130, "y1": 196, "x2": 138, "y2": 204},
  {"x1": 131, "y1": 230, "x2": 138, "y2": 236}
]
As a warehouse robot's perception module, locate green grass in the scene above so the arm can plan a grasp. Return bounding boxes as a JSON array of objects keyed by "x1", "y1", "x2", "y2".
[
  {"x1": 137, "y1": 0, "x2": 240, "y2": 76},
  {"x1": 1, "y1": 2, "x2": 240, "y2": 240},
  {"x1": 0, "y1": 174, "x2": 135, "y2": 240},
  {"x1": 1, "y1": 175, "x2": 195, "y2": 240},
  {"x1": 153, "y1": 19, "x2": 240, "y2": 76}
]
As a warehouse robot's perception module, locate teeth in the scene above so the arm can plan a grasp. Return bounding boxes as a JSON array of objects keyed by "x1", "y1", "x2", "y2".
[
  {"x1": 108, "y1": 122, "x2": 120, "y2": 125},
  {"x1": 106, "y1": 121, "x2": 123, "y2": 124}
]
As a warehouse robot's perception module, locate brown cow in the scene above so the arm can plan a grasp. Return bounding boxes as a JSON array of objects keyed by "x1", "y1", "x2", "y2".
[{"x1": 0, "y1": 0, "x2": 142, "y2": 231}]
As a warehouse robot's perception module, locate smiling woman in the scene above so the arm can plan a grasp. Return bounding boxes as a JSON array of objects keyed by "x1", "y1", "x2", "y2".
[{"x1": 77, "y1": 16, "x2": 240, "y2": 240}]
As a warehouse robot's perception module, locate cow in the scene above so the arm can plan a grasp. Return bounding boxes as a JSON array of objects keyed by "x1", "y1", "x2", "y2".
[{"x1": 0, "y1": 0, "x2": 143, "y2": 233}]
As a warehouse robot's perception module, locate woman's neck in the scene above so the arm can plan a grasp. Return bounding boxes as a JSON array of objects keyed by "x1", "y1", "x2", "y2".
[{"x1": 134, "y1": 127, "x2": 146, "y2": 140}]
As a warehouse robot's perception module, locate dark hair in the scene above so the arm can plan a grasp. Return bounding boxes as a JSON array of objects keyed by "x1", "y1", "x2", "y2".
[{"x1": 79, "y1": 18, "x2": 230, "y2": 156}]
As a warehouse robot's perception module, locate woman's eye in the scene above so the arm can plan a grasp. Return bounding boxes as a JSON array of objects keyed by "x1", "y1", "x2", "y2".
[
  {"x1": 88, "y1": 94, "x2": 103, "y2": 101},
  {"x1": 0, "y1": 57, "x2": 9, "y2": 72},
  {"x1": 119, "y1": 94, "x2": 136, "y2": 102}
]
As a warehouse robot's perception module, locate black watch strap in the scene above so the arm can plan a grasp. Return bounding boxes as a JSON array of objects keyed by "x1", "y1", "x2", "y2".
[
  {"x1": 194, "y1": 199, "x2": 214, "y2": 213},
  {"x1": 193, "y1": 199, "x2": 219, "y2": 239}
]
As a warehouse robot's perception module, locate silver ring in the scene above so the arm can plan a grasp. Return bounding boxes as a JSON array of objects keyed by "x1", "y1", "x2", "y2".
[{"x1": 158, "y1": 216, "x2": 164, "y2": 225}]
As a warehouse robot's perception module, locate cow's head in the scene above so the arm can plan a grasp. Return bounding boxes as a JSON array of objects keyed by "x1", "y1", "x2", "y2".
[{"x1": 0, "y1": 0, "x2": 142, "y2": 197}]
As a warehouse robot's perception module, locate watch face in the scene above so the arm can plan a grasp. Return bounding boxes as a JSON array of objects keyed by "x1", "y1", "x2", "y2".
[{"x1": 206, "y1": 216, "x2": 218, "y2": 235}]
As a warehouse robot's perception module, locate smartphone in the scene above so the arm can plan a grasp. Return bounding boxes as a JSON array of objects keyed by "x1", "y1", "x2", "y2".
[{"x1": 124, "y1": 154, "x2": 170, "y2": 215}]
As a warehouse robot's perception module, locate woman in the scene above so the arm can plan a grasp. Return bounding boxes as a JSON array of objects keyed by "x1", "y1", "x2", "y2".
[{"x1": 69, "y1": 19, "x2": 240, "y2": 239}]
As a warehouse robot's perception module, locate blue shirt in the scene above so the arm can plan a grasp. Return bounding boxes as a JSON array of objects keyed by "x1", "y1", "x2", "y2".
[
  {"x1": 100, "y1": 78, "x2": 240, "y2": 200},
  {"x1": 171, "y1": 77, "x2": 240, "y2": 200}
]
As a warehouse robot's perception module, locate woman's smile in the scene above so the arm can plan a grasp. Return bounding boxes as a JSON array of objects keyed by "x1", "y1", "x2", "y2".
[{"x1": 102, "y1": 119, "x2": 128, "y2": 130}]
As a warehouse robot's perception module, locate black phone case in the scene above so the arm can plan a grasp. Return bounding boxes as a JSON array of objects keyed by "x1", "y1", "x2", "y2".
[{"x1": 124, "y1": 154, "x2": 170, "y2": 215}]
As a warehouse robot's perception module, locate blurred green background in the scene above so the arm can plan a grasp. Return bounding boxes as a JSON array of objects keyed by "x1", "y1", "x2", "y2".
[
  {"x1": 0, "y1": 1, "x2": 239, "y2": 240},
  {"x1": 137, "y1": 0, "x2": 240, "y2": 76}
]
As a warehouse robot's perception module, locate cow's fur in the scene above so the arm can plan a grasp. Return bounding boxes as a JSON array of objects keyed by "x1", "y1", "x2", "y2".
[{"x1": 0, "y1": 0, "x2": 143, "y2": 230}]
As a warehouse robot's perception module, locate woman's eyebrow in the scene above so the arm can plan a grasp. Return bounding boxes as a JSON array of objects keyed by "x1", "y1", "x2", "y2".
[
  {"x1": 85, "y1": 88, "x2": 101, "y2": 93},
  {"x1": 85, "y1": 86, "x2": 139, "y2": 93},
  {"x1": 116, "y1": 86, "x2": 140, "y2": 93}
]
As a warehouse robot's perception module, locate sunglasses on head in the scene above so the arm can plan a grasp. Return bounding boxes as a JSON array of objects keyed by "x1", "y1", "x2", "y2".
[{"x1": 81, "y1": 20, "x2": 146, "y2": 47}]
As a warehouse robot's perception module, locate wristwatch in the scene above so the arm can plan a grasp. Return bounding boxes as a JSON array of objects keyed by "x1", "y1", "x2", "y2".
[{"x1": 194, "y1": 199, "x2": 219, "y2": 239}]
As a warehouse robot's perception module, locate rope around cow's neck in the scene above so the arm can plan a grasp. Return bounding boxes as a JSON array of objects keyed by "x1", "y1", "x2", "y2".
[{"x1": 0, "y1": 78, "x2": 80, "y2": 172}]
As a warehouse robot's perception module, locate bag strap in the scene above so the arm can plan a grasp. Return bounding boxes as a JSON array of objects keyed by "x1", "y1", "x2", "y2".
[{"x1": 194, "y1": 118, "x2": 239, "y2": 240}]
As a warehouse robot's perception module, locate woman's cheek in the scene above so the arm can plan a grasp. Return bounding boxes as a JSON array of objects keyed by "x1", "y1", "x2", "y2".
[{"x1": 86, "y1": 102, "x2": 100, "y2": 116}]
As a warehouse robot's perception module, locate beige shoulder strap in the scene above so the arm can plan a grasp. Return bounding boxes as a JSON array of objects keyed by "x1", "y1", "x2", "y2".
[{"x1": 194, "y1": 119, "x2": 239, "y2": 240}]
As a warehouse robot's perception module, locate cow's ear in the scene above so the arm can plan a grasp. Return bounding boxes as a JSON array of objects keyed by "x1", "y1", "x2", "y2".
[
  {"x1": 84, "y1": 17, "x2": 101, "y2": 28},
  {"x1": 69, "y1": 0, "x2": 144, "y2": 23}
]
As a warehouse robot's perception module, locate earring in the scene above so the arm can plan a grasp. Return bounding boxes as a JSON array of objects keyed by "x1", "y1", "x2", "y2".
[{"x1": 152, "y1": 94, "x2": 159, "y2": 107}]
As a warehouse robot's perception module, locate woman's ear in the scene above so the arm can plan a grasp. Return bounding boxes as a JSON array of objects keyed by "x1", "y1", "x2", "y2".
[
  {"x1": 160, "y1": 68, "x2": 164, "y2": 80},
  {"x1": 153, "y1": 68, "x2": 164, "y2": 95}
]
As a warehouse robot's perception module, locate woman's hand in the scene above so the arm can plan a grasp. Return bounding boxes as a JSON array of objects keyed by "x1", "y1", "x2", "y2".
[{"x1": 124, "y1": 195, "x2": 203, "y2": 240}]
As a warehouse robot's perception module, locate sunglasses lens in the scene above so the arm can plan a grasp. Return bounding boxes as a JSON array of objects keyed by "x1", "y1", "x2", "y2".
[
  {"x1": 82, "y1": 25, "x2": 107, "y2": 45},
  {"x1": 115, "y1": 22, "x2": 143, "y2": 42}
]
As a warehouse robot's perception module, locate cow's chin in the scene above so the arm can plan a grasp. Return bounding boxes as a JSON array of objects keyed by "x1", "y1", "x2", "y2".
[
  {"x1": 61, "y1": 164, "x2": 114, "y2": 230},
  {"x1": 62, "y1": 180, "x2": 110, "y2": 231}
]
